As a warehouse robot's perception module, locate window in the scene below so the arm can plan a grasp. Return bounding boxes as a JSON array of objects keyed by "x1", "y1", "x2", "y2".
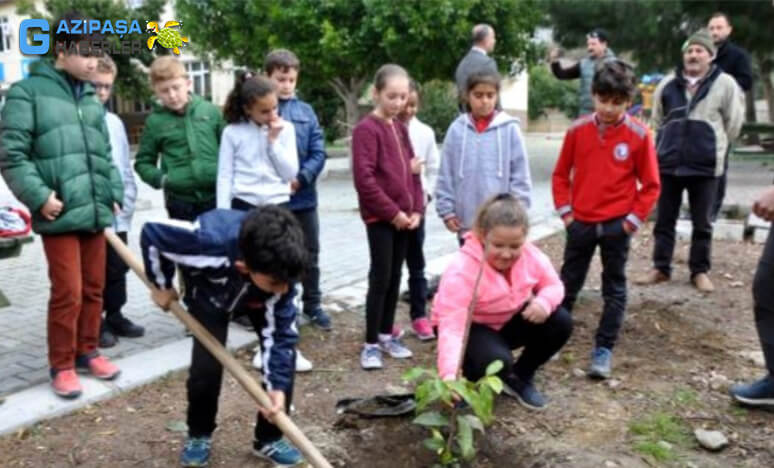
[
  {"x1": 133, "y1": 99, "x2": 150, "y2": 113},
  {"x1": 185, "y1": 61, "x2": 211, "y2": 101},
  {"x1": 0, "y1": 17, "x2": 11, "y2": 52}
]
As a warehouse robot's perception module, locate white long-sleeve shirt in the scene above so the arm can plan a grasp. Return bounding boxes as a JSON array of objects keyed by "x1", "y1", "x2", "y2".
[
  {"x1": 216, "y1": 120, "x2": 298, "y2": 208},
  {"x1": 106, "y1": 111, "x2": 137, "y2": 232},
  {"x1": 408, "y1": 117, "x2": 440, "y2": 201}
]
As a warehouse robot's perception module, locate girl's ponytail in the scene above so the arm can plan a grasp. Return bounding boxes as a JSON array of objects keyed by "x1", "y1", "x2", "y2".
[
  {"x1": 224, "y1": 71, "x2": 277, "y2": 124},
  {"x1": 224, "y1": 70, "x2": 257, "y2": 123},
  {"x1": 473, "y1": 193, "x2": 529, "y2": 239}
]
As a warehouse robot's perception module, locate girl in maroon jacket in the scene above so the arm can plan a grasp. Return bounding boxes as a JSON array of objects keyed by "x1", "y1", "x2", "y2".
[{"x1": 352, "y1": 64, "x2": 424, "y2": 370}]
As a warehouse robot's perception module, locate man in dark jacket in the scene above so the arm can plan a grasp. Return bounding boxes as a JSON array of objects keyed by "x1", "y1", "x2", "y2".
[
  {"x1": 636, "y1": 30, "x2": 744, "y2": 293},
  {"x1": 730, "y1": 185, "x2": 774, "y2": 408},
  {"x1": 455, "y1": 24, "x2": 498, "y2": 110},
  {"x1": 550, "y1": 28, "x2": 616, "y2": 116},
  {"x1": 708, "y1": 12, "x2": 754, "y2": 220},
  {"x1": 142, "y1": 206, "x2": 307, "y2": 466}
]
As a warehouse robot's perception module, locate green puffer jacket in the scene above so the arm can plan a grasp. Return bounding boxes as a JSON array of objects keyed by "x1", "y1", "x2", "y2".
[
  {"x1": 0, "y1": 60, "x2": 123, "y2": 235},
  {"x1": 134, "y1": 95, "x2": 225, "y2": 203}
]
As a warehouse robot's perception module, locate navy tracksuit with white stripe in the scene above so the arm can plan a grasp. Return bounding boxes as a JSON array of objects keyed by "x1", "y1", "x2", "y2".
[{"x1": 140, "y1": 209, "x2": 297, "y2": 442}]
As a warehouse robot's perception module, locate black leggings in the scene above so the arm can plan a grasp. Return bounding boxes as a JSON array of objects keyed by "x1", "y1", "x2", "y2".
[
  {"x1": 365, "y1": 222, "x2": 409, "y2": 344},
  {"x1": 463, "y1": 307, "x2": 573, "y2": 382}
]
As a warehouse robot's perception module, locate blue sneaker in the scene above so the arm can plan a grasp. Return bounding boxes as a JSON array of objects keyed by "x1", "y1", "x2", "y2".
[
  {"x1": 253, "y1": 438, "x2": 303, "y2": 466},
  {"x1": 730, "y1": 375, "x2": 774, "y2": 407},
  {"x1": 502, "y1": 375, "x2": 547, "y2": 410},
  {"x1": 588, "y1": 347, "x2": 613, "y2": 379},
  {"x1": 180, "y1": 436, "x2": 211, "y2": 467},
  {"x1": 305, "y1": 308, "x2": 332, "y2": 331}
]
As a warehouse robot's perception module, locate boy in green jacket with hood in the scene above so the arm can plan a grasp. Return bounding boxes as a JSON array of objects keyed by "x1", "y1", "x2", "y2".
[
  {"x1": 0, "y1": 11, "x2": 124, "y2": 398},
  {"x1": 134, "y1": 56, "x2": 226, "y2": 221}
]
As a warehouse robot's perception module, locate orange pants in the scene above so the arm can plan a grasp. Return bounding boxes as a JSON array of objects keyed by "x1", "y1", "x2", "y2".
[{"x1": 42, "y1": 231, "x2": 106, "y2": 370}]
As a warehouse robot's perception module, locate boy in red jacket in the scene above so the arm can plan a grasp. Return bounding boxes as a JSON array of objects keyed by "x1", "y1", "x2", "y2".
[{"x1": 552, "y1": 61, "x2": 660, "y2": 379}]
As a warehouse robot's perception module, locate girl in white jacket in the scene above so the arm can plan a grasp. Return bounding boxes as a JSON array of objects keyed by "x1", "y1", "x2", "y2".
[{"x1": 217, "y1": 72, "x2": 298, "y2": 210}]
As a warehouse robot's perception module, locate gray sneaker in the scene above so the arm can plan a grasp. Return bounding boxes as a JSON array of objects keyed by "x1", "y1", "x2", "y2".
[
  {"x1": 588, "y1": 347, "x2": 613, "y2": 379},
  {"x1": 360, "y1": 346, "x2": 383, "y2": 370},
  {"x1": 379, "y1": 337, "x2": 413, "y2": 359}
]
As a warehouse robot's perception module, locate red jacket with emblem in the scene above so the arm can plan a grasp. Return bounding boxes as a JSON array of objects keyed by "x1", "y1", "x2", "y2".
[{"x1": 551, "y1": 114, "x2": 661, "y2": 228}]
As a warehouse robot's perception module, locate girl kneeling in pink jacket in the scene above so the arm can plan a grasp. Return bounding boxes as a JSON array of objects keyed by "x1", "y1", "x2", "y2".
[{"x1": 432, "y1": 194, "x2": 572, "y2": 410}]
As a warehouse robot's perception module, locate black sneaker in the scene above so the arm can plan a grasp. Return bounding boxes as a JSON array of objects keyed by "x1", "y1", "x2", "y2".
[
  {"x1": 305, "y1": 308, "x2": 332, "y2": 331},
  {"x1": 106, "y1": 314, "x2": 145, "y2": 338},
  {"x1": 730, "y1": 375, "x2": 774, "y2": 407},
  {"x1": 99, "y1": 322, "x2": 118, "y2": 348},
  {"x1": 502, "y1": 375, "x2": 547, "y2": 410}
]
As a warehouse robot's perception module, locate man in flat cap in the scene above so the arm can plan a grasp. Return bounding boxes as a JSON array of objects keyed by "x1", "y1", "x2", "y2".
[{"x1": 636, "y1": 30, "x2": 744, "y2": 293}]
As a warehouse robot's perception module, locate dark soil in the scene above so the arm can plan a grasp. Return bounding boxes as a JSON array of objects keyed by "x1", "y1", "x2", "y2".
[{"x1": 2, "y1": 229, "x2": 773, "y2": 468}]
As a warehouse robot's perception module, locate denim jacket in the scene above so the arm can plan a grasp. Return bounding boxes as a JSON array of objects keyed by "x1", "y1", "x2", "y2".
[{"x1": 279, "y1": 97, "x2": 327, "y2": 211}]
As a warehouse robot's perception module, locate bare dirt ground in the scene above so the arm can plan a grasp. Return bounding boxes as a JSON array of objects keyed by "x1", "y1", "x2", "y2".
[{"x1": 2, "y1": 228, "x2": 773, "y2": 468}]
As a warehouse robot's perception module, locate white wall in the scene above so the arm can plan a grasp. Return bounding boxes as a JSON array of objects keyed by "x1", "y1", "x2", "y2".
[{"x1": 0, "y1": 0, "x2": 46, "y2": 90}]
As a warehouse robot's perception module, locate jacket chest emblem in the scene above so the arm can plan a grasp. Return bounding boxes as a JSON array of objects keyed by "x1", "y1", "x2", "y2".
[{"x1": 613, "y1": 143, "x2": 630, "y2": 161}]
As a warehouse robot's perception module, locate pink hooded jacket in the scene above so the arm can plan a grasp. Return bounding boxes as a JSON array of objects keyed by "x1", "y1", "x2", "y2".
[{"x1": 431, "y1": 232, "x2": 565, "y2": 380}]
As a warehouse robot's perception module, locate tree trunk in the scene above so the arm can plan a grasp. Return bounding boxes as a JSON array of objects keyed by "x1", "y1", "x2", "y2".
[{"x1": 329, "y1": 77, "x2": 368, "y2": 136}]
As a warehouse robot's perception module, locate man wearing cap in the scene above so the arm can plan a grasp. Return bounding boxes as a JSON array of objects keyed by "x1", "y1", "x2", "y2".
[
  {"x1": 454, "y1": 23, "x2": 498, "y2": 110},
  {"x1": 707, "y1": 12, "x2": 753, "y2": 221},
  {"x1": 549, "y1": 28, "x2": 616, "y2": 116},
  {"x1": 636, "y1": 30, "x2": 744, "y2": 293}
]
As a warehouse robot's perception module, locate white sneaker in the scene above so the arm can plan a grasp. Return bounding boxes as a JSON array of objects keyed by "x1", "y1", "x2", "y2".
[
  {"x1": 252, "y1": 346, "x2": 262, "y2": 370},
  {"x1": 296, "y1": 350, "x2": 313, "y2": 372},
  {"x1": 360, "y1": 346, "x2": 384, "y2": 370}
]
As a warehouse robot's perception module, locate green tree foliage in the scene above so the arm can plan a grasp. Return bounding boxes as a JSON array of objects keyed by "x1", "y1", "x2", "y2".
[
  {"x1": 175, "y1": 0, "x2": 543, "y2": 134},
  {"x1": 545, "y1": 0, "x2": 774, "y2": 121},
  {"x1": 416, "y1": 80, "x2": 458, "y2": 142},
  {"x1": 528, "y1": 65, "x2": 579, "y2": 120},
  {"x1": 17, "y1": 0, "x2": 165, "y2": 104}
]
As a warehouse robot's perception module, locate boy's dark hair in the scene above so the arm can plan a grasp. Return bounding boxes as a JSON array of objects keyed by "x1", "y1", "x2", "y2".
[
  {"x1": 52, "y1": 10, "x2": 103, "y2": 57},
  {"x1": 223, "y1": 71, "x2": 277, "y2": 123},
  {"x1": 465, "y1": 70, "x2": 501, "y2": 94},
  {"x1": 374, "y1": 64, "x2": 408, "y2": 91},
  {"x1": 264, "y1": 49, "x2": 301, "y2": 75},
  {"x1": 239, "y1": 205, "x2": 307, "y2": 284},
  {"x1": 591, "y1": 60, "x2": 637, "y2": 101}
]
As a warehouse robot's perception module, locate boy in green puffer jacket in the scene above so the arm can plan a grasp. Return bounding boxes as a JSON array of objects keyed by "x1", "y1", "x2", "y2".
[
  {"x1": 134, "y1": 56, "x2": 226, "y2": 221},
  {"x1": 0, "y1": 11, "x2": 124, "y2": 399}
]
